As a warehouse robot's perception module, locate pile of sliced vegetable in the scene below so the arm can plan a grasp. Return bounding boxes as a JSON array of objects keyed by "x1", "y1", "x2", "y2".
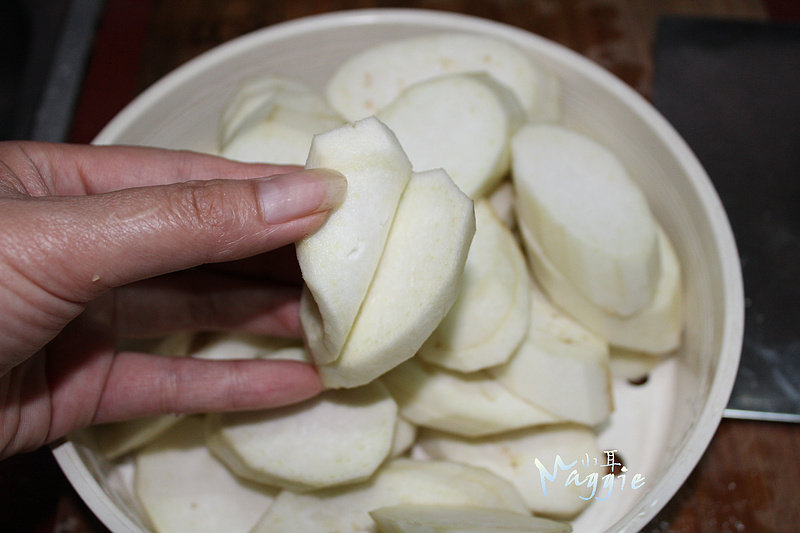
[{"x1": 88, "y1": 32, "x2": 684, "y2": 533}]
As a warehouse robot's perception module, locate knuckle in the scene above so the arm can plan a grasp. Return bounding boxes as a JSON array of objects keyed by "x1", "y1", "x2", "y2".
[
  {"x1": 170, "y1": 180, "x2": 242, "y2": 241},
  {"x1": 186, "y1": 181, "x2": 230, "y2": 230}
]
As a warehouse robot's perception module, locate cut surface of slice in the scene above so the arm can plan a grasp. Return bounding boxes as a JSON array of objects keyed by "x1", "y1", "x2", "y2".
[
  {"x1": 221, "y1": 120, "x2": 328, "y2": 165},
  {"x1": 512, "y1": 124, "x2": 660, "y2": 316},
  {"x1": 418, "y1": 201, "x2": 530, "y2": 372},
  {"x1": 220, "y1": 76, "x2": 340, "y2": 148},
  {"x1": 326, "y1": 32, "x2": 559, "y2": 122},
  {"x1": 251, "y1": 458, "x2": 528, "y2": 533},
  {"x1": 369, "y1": 504, "x2": 572, "y2": 533},
  {"x1": 298, "y1": 117, "x2": 413, "y2": 365},
  {"x1": 318, "y1": 168, "x2": 474, "y2": 388},
  {"x1": 206, "y1": 380, "x2": 397, "y2": 491},
  {"x1": 382, "y1": 357, "x2": 558, "y2": 437},
  {"x1": 418, "y1": 425, "x2": 603, "y2": 519},
  {"x1": 377, "y1": 73, "x2": 523, "y2": 198},
  {"x1": 489, "y1": 284, "x2": 612, "y2": 427},
  {"x1": 520, "y1": 222, "x2": 683, "y2": 353},
  {"x1": 220, "y1": 76, "x2": 342, "y2": 164},
  {"x1": 135, "y1": 417, "x2": 275, "y2": 533}
]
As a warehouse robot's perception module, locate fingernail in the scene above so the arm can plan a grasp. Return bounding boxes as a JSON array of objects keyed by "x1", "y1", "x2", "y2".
[{"x1": 257, "y1": 168, "x2": 346, "y2": 225}]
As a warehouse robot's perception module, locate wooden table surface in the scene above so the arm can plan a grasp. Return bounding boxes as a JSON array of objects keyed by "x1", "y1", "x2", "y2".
[{"x1": 3, "y1": 1, "x2": 799, "y2": 532}]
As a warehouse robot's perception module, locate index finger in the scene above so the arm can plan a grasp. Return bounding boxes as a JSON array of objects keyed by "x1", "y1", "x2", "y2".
[{"x1": 2, "y1": 141, "x2": 298, "y2": 195}]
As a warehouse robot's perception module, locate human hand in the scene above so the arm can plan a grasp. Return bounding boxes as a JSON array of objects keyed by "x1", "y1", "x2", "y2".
[{"x1": 0, "y1": 141, "x2": 346, "y2": 458}]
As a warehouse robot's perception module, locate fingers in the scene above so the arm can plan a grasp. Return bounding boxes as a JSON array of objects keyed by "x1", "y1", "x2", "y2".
[
  {"x1": 0, "y1": 328, "x2": 322, "y2": 458},
  {"x1": 1, "y1": 168, "x2": 345, "y2": 306},
  {"x1": 92, "y1": 352, "x2": 323, "y2": 423},
  {"x1": 114, "y1": 269, "x2": 302, "y2": 339},
  {"x1": 0, "y1": 141, "x2": 298, "y2": 195}
]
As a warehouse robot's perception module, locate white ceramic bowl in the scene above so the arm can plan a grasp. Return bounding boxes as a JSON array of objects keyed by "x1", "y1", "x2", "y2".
[{"x1": 52, "y1": 9, "x2": 744, "y2": 532}]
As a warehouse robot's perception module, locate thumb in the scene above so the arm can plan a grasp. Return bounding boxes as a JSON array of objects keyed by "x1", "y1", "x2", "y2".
[{"x1": 1, "y1": 168, "x2": 345, "y2": 305}]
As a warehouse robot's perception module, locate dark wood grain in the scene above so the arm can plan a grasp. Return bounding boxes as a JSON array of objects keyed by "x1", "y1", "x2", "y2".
[
  {"x1": 645, "y1": 420, "x2": 800, "y2": 532},
  {"x1": 14, "y1": 1, "x2": 800, "y2": 532}
]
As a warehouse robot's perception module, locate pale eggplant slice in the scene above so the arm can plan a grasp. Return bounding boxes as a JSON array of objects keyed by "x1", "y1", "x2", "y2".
[
  {"x1": 297, "y1": 117, "x2": 413, "y2": 365},
  {"x1": 418, "y1": 425, "x2": 604, "y2": 519},
  {"x1": 512, "y1": 124, "x2": 660, "y2": 317},
  {"x1": 369, "y1": 504, "x2": 572, "y2": 533},
  {"x1": 92, "y1": 414, "x2": 184, "y2": 461},
  {"x1": 489, "y1": 284, "x2": 612, "y2": 427},
  {"x1": 389, "y1": 416, "x2": 418, "y2": 458},
  {"x1": 250, "y1": 458, "x2": 529, "y2": 533},
  {"x1": 377, "y1": 73, "x2": 523, "y2": 198},
  {"x1": 487, "y1": 179, "x2": 517, "y2": 229},
  {"x1": 382, "y1": 357, "x2": 559, "y2": 438},
  {"x1": 326, "y1": 33, "x2": 560, "y2": 122},
  {"x1": 316, "y1": 168, "x2": 474, "y2": 388},
  {"x1": 220, "y1": 76, "x2": 343, "y2": 164},
  {"x1": 206, "y1": 380, "x2": 397, "y2": 491},
  {"x1": 219, "y1": 76, "x2": 340, "y2": 148},
  {"x1": 190, "y1": 332, "x2": 308, "y2": 362},
  {"x1": 520, "y1": 222, "x2": 683, "y2": 354},
  {"x1": 221, "y1": 119, "x2": 333, "y2": 165},
  {"x1": 134, "y1": 417, "x2": 275, "y2": 533},
  {"x1": 418, "y1": 201, "x2": 530, "y2": 372}
]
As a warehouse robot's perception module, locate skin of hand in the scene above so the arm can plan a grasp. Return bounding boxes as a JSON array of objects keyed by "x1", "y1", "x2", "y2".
[{"x1": 0, "y1": 141, "x2": 346, "y2": 459}]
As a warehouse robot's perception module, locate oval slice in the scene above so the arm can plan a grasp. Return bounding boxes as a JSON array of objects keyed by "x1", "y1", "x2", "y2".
[
  {"x1": 135, "y1": 417, "x2": 275, "y2": 533},
  {"x1": 520, "y1": 222, "x2": 683, "y2": 354},
  {"x1": 512, "y1": 124, "x2": 660, "y2": 316},
  {"x1": 326, "y1": 33, "x2": 560, "y2": 122},
  {"x1": 489, "y1": 284, "x2": 612, "y2": 427},
  {"x1": 220, "y1": 76, "x2": 340, "y2": 148},
  {"x1": 206, "y1": 380, "x2": 397, "y2": 491},
  {"x1": 382, "y1": 357, "x2": 559, "y2": 437},
  {"x1": 377, "y1": 73, "x2": 523, "y2": 198},
  {"x1": 251, "y1": 458, "x2": 528, "y2": 533},
  {"x1": 418, "y1": 425, "x2": 603, "y2": 519},
  {"x1": 418, "y1": 201, "x2": 530, "y2": 372},
  {"x1": 221, "y1": 120, "x2": 329, "y2": 165}
]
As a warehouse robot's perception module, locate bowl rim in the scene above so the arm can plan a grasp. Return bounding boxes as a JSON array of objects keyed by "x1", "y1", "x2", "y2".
[{"x1": 54, "y1": 8, "x2": 744, "y2": 533}]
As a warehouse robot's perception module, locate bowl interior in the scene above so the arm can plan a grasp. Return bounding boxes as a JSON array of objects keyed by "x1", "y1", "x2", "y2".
[{"x1": 53, "y1": 9, "x2": 743, "y2": 533}]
